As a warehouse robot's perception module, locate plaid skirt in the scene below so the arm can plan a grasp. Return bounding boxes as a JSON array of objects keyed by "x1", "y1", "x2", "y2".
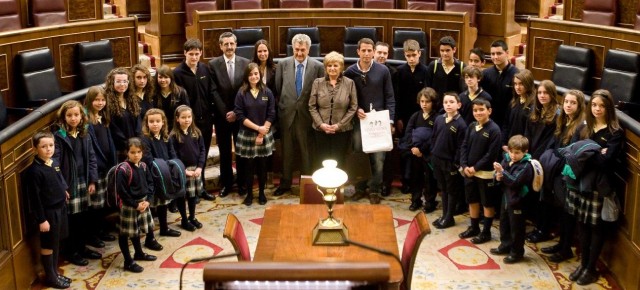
[
  {"x1": 68, "y1": 179, "x2": 89, "y2": 214},
  {"x1": 90, "y1": 174, "x2": 108, "y2": 209},
  {"x1": 152, "y1": 195, "x2": 170, "y2": 207},
  {"x1": 236, "y1": 129, "x2": 274, "y2": 158},
  {"x1": 566, "y1": 190, "x2": 603, "y2": 225},
  {"x1": 118, "y1": 203, "x2": 154, "y2": 237},
  {"x1": 185, "y1": 166, "x2": 203, "y2": 198}
]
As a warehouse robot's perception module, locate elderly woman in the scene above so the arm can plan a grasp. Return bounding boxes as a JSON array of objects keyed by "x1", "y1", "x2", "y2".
[{"x1": 309, "y1": 51, "x2": 358, "y2": 169}]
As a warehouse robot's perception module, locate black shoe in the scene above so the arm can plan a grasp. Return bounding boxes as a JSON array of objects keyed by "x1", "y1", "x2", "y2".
[
  {"x1": 189, "y1": 218, "x2": 203, "y2": 229},
  {"x1": 168, "y1": 202, "x2": 178, "y2": 213},
  {"x1": 133, "y1": 253, "x2": 157, "y2": 261},
  {"x1": 124, "y1": 262, "x2": 144, "y2": 273},
  {"x1": 181, "y1": 220, "x2": 196, "y2": 232},
  {"x1": 272, "y1": 187, "x2": 290, "y2": 196},
  {"x1": 458, "y1": 226, "x2": 480, "y2": 239},
  {"x1": 99, "y1": 233, "x2": 116, "y2": 242},
  {"x1": 432, "y1": 217, "x2": 442, "y2": 226},
  {"x1": 81, "y1": 248, "x2": 102, "y2": 259},
  {"x1": 548, "y1": 251, "x2": 573, "y2": 263},
  {"x1": 569, "y1": 265, "x2": 584, "y2": 281},
  {"x1": 58, "y1": 274, "x2": 71, "y2": 283},
  {"x1": 576, "y1": 269, "x2": 599, "y2": 285},
  {"x1": 400, "y1": 184, "x2": 411, "y2": 194},
  {"x1": 160, "y1": 229, "x2": 181, "y2": 237},
  {"x1": 434, "y1": 219, "x2": 455, "y2": 229},
  {"x1": 423, "y1": 202, "x2": 438, "y2": 213},
  {"x1": 471, "y1": 232, "x2": 492, "y2": 244},
  {"x1": 490, "y1": 246, "x2": 510, "y2": 255},
  {"x1": 541, "y1": 243, "x2": 561, "y2": 254},
  {"x1": 369, "y1": 194, "x2": 381, "y2": 204},
  {"x1": 67, "y1": 253, "x2": 88, "y2": 266},
  {"x1": 503, "y1": 255, "x2": 524, "y2": 264},
  {"x1": 351, "y1": 191, "x2": 367, "y2": 201},
  {"x1": 219, "y1": 187, "x2": 231, "y2": 198},
  {"x1": 201, "y1": 191, "x2": 216, "y2": 201},
  {"x1": 258, "y1": 194, "x2": 267, "y2": 205},
  {"x1": 87, "y1": 236, "x2": 105, "y2": 248},
  {"x1": 243, "y1": 194, "x2": 253, "y2": 206},
  {"x1": 45, "y1": 276, "x2": 70, "y2": 289},
  {"x1": 238, "y1": 186, "x2": 247, "y2": 196},
  {"x1": 381, "y1": 185, "x2": 391, "y2": 197},
  {"x1": 526, "y1": 230, "x2": 552, "y2": 243},
  {"x1": 144, "y1": 239, "x2": 163, "y2": 251},
  {"x1": 409, "y1": 202, "x2": 422, "y2": 211}
]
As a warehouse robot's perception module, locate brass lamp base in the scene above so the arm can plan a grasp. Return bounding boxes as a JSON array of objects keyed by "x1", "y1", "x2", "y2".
[{"x1": 312, "y1": 218, "x2": 348, "y2": 245}]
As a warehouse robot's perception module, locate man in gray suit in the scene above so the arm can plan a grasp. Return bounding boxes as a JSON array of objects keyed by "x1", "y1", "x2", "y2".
[
  {"x1": 273, "y1": 33, "x2": 325, "y2": 196},
  {"x1": 209, "y1": 32, "x2": 250, "y2": 197}
]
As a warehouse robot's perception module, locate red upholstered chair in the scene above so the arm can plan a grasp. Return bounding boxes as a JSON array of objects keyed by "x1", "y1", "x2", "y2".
[
  {"x1": 185, "y1": 0, "x2": 216, "y2": 25},
  {"x1": 223, "y1": 213, "x2": 251, "y2": 261},
  {"x1": 323, "y1": 0, "x2": 353, "y2": 8},
  {"x1": 407, "y1": 0, "x2": 437, "y2": 11},
  {"x1": 363, "y1": 0, "x2": 394, "y2": 9},
  {"x1": 299, "y1": 175, "x2": 344, "y2": 204},
  {"x1": 400, "y1": 211, "x2": 430, "y2": 290},
  {"x1": 443, "y1": 0, "x2": 477, "y2": 27},
  {"x1": 31, "y1": 0, "x2": 67, "y2": 26},
  {"x1": 231, "y1": 0, "x2": 262, "y2": 9},
  {"x1": 0, "y1": 0, "x2": 21, "y2": 32},
  {"x1": 280, "y1": 0, "x2": 310, "y2": 8},
  {"x1": 581, "y1": 0, "x2": 617, "y2": 26}
]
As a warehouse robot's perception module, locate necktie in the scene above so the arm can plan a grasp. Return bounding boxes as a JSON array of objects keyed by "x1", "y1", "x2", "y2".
[
  {"x1": 228, "y1": 60, "x2": 234, "y2": 87},
  {"x1": 295, "y1": 63, "x2": 303, "y2": 98}
]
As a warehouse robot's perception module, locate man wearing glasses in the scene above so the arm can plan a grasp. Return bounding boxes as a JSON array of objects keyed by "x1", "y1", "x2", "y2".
[{"x1": 344, "y1": 38, "x2": 396, "y2": 204}]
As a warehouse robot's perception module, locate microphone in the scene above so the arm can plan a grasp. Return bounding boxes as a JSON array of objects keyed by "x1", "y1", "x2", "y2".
[
  {"x1": 179, "y1": 252, "x2": 240, "y2": 290},
  {"x1": 342, "y1": 238, "x2": 403, "y2": 274}
]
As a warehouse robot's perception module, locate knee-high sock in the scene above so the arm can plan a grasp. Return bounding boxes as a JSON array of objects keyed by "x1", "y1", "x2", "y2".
[
  {"x1": 187, "y1": 197, "x2": 196, "y2": 220},
  {"x1": 131, "y1": 237, "x2": 143, "y2": 257},
  {"x1": 157, "y1": 205, "x2": 168, "y2": 232},
  {"x1": 118, "y1": 235, "x2": 132, "y2": 265},
  {"x1": 41, "y1": 254, "x2": 57, "y2": 282},
  {"x1": 176, "y1": 197, "x2": 188, "y2": 221}
]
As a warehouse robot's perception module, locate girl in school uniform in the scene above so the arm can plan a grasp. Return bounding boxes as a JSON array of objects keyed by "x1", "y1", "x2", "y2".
[
  {"x1": 169, "y1": 105, "x2": 205, "y2": 231},
  {"x1": 116, "y1": 137, "x2": 157, "y2": 273},
  {"x1": 153, "y1": 65, "x2": 190, "y2": 131},
  {"x1": 234, "y1": 62, "x2": 276, "y2": 206},
  {"x1": 131, "y1": 64, "x2": 155, "y2": 119},
  {"x1": 53, "y1": 100, "x2": 100, "y2": 266},
  {"x1": 140, "y1": 108, "x2": 182, "y2": 252},
  {"x1": 502, "y1": 69, "x2": 535, "y2": 153},
  {"x1": 84, "y1": 86, "x2": 117, "y2": 245},
  {"x1": 566, "y1": 89, "x2": 623, "y2": 285},
  {"x1": 105, "y1": 67, "x2": 141, "y2": 160}
]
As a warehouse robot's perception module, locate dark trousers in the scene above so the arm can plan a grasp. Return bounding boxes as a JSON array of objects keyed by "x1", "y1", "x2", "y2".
[
  {"x1": 197, "y1": 119, "x2": 214, "y2": 190},
  {"x1": 499, "y1": 198, "x2": 526, "y2": 256},
  {"x1": 312, "y1": 130, "x2": 351, "y2": 170},
  {"x1": 65, "y1": 212, "x2": 88, "y2": 256},
  {"x1": 213, "y1": 117, "x2": 241, "y2": 189},
  {"x1": 432, "y1": 156, "x2": 463, "y2": 221},
  {"x1": 280, "y1": 120, "x2": 313, "y2": 189}
]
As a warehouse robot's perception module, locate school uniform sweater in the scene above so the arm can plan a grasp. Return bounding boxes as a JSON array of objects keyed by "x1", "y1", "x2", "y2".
[
  {"x1": 53, "y1": 129, "x2": 98, "y2": 197},
  {"x1": 116, "y1": 161, "x2": 154, "y2": 207},
  {"x1": 425, "y1": 58, "x2": 466, "y2": 98},
  {"x1": 25, "y1": 157, "x2": 68, "y2": 223},
  {"x1": 110, "y1": 109, "x2": 140, "y2": 151},
  {"x1": 460, "y1": 119, "x2": 502, "y2": 172},
  {"x1": 431, "y1": 113, "x2": 468, "y2": 164},
  {"x1": 173, "y1": 61, "x2": 221, "y2": 123},
  {"x1": 88, "y1": 122, "x2": 117, "y2": 172},
  {"x1": 480, "y1": 63, "x2": 519, "y2": 127},
  {"x1": 141, "y1": 135, "x2": 177, "y2": 166},
  {"x1": 234, "y1": 88, "x2": 276, "y2": 128},
  {"x1": 400, "y1": 110, "x2": 436, "y2": 154},
  {"x1": 459, "y1": 88, "x2": 492, "y2": 125},
  {"x1": 153, "y1": 88, "x2": 190, "y2": 130},
  {"x1": 170, "y1": 130, "x2": 206, "y2": 169},
  {"x1": 502, "y1": 101, "x2": 533, "y2": 145},
  {"x1": 395, "y1": 63, "x2": 427, "y2": 125},
  {"x1": 524, "y1": 112, "x2": 558, "y2": 159}
]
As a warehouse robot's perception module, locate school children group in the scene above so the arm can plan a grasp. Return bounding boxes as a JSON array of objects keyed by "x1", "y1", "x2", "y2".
[{"x1": 24, "y1": 33, "x2": 623, "y2": 288}]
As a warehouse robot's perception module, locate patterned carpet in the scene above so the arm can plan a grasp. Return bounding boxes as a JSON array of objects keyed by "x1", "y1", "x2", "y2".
[{"x1": 35, "y1": 186, "x2": 620, "y2": 290}]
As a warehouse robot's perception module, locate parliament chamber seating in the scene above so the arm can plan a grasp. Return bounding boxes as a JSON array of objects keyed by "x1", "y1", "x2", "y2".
[
  {"x1": 30, "y1": 0, "x2": 67, "y2": 26},
  {"x1": 230, "y1": 0, "x2": 262, "y2": 9},
  {"x1": 223, "y1": 213, "x2": 251, "y2": 261},
  {"x1": 14, "y1": 48, "x2": 62, "y2": 108},
  {"x1": 551, "y1": 45, "x2": 594, "y2": 96},
  {"x1": 581, "y1": 0, "x2": 617, "y2": 26},
  {"x1": 279, "y1": 0, "x2": 310, "y2": 8},
  {"x1": 443, "y1": 0, "x2": 477, "y2": 27},
  {"x1": 322, "y1": 0, "x2": 353, "y2": 8},
  {"x1": 76, "y1": 40, "x2": 116, "y2": 89},
  {"x1": 287, "y1": 27, "x2": 321, "y2": 57},
  {"x1": 407, "y1": 0, "x2": 437, "y2": 11},
  {"x1": 233, "y1": 28, "x2": 264, "y2": 59},
  {"x1": 0, "y1": 0, "x2": 20, "y2": 32},
  {"x1": 400, "y1": 211, "x2": 430, "y2": 290},
  {"x1": 363, "y1": 0, "x2": 394, "y2": 9},
  {"x1": 392, "y1": 30, "x2": 428, "y2": 64},
  {"x1": 343, "y1": 27, "x2": 377, "y2": 58},
  {"x1": 185, "y1": 0, "x2": 217, "y2": 25},
  {"x1": 600, "y1": 49, "x2": 640, "y2": 111}
]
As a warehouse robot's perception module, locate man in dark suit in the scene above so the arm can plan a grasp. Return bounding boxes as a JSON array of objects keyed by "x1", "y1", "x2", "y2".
[
  {"x1": 209, "y1": 32, "x2": 250, "y2": 197},
  {"x1": 273, "y1": 34, "x2": 325, "y2": 196},
  {"x1": 173, "y1": 38, "x2": 222, "y2": 201}
]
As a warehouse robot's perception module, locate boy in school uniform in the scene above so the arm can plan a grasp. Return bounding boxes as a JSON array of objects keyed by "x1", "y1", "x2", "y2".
[
  {"x1": 459, "y1": 66, "x2": 492, "y2": 125},
  {"x1": 491, "y1": 135, "x2": 534, "y2": 264},
  {"x1": 459, "y1": 98, "x2": 502, "y2": 244},
  {"x1": 25, "y1": 132, "x2": 72, "y2": 289},
  {"x1": 425, "y1": 36, "x2": 466, "y2": 102}
]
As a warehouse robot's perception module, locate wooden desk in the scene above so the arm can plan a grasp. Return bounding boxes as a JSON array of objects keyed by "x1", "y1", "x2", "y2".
[{"x1": 254, "y1": 204, "x2": 402, "y2": 288}]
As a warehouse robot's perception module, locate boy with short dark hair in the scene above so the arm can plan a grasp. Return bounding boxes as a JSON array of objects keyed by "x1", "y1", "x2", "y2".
[
  {"x1": 491, "y1": 135, "x2": 533, "y2": 264},
  {"x1": 395, "y1": 39, "x2": 428, "y2": 138},
  {"x1": 459, "y1": 98, "x2": 502, "y2": 244},
  {"x1": 25, "y1": 132, "x2": 72, "y2": 289},
  {"x1": 459, "y1": 66, "x2": 492, "y2": 125},
  {"x1": 425, "y1": 36, "x2": 465, "y2": 101}
]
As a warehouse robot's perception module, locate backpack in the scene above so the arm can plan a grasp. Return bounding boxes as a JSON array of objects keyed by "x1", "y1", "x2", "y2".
[
  {"x1": 150, "y1": 158, "x2": 186, "y2": 200},
  {"x1": 529, "y1": 159, "x2": 544, "y2": 192},
  {"x1": 106, "y1": 162, "x2": 146, "y2": 208}
]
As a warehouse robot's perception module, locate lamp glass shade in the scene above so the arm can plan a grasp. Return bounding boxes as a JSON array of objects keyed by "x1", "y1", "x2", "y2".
[{"x1": 311, "y1": 160, "x2": 348, "y2": 189}]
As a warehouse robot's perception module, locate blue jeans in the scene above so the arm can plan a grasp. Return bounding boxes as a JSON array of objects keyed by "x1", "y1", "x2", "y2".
[{"x1": 353, "y1": 121, "x2": 386, "y2": 194}]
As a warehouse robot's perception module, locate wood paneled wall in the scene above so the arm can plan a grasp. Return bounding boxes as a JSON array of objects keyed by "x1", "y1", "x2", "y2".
[
  {"x1": 563, "y1": 0, "x2": 640, "y2": 29},
  {"x1": 527, "y1": 18, "x2": 640, "y2": 290},
  {"x1": 187, "y1": 9, "x2": 476, "y2": 62}
]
